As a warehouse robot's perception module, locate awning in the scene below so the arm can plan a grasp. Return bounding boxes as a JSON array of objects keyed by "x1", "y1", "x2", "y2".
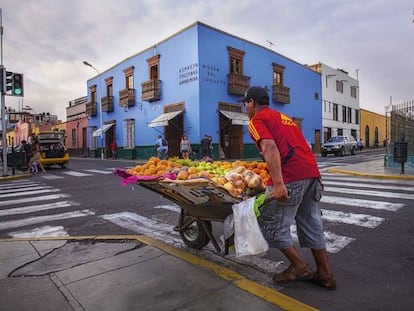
[
  {"x1": 92, "y1": 123, "x2": 115, "y2": 137},
  {"x1": 219, "y1": 110, "x2": 250, "y2": 125},
  {"x1": 148, "y1": 110, "x2": 183, "y2": 128}
]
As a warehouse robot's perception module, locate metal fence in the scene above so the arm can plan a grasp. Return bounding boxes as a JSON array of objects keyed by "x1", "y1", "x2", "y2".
[{"x1": 389, "y1": 100, "x2": 414, "y2": 155}]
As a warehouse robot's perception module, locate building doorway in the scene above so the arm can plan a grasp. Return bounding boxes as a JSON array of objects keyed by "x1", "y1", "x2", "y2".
[
  {"x1": 164, "y1": 103, "x2": 184, "y2": 157},
  {"x1": 218, "y1": 102, "x2": 244, "y2": 159}
]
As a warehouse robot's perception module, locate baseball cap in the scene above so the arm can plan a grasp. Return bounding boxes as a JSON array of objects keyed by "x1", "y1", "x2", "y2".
[{"x1": 238, "y1": 86, "x2": 269, "y2": 105}]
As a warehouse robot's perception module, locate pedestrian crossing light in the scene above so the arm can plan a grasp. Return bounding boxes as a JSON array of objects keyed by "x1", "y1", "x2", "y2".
[
  {"x1": 12, "y1": 73, "x2": 24, "y2": 96},
  {"x1": 5, "y1": 71, "x2": 13, "y2": 93}
]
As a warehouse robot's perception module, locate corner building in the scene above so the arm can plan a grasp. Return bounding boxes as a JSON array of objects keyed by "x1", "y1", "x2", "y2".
[{"x1": 85, "y1": 22, "x2": 322, "y2": 160}]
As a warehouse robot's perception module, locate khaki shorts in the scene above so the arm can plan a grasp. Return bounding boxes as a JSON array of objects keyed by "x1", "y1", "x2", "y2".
[{"x1": 31, "y1": 151, "x2": 41, "y2": 162}]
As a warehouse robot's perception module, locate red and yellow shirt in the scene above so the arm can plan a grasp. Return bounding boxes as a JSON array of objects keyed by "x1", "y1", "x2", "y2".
[{"x1": 248, "y1": 107, "x2": 320, "y2": 184}]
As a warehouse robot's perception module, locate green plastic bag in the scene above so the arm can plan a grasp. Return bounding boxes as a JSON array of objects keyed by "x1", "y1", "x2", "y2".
[{"x1": 253, "y1": 193, "x2": 267, "y2": 218}]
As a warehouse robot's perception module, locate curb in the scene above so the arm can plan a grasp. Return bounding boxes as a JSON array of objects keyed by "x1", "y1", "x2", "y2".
[
  {"x1": 327, "y1": 168, "x2": 414, "y2": 180},
  {"x1": 0, "y1": 173, "x2": 31, "y2": 181},
  {"x1": 0, "y1": 235, "x2": 318, "y2": 311}
]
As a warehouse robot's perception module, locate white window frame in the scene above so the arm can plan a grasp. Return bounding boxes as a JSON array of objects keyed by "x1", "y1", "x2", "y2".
[{"x1": 124, "y1": 119, "x2": 135, "y2": 149}]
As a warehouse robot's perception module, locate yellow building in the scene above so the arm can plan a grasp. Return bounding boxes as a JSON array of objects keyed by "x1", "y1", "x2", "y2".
[{"x1": 360, "y1": 109, "x2": 387, "y2": 148}]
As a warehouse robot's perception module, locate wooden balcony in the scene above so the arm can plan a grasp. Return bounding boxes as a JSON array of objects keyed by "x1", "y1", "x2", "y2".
[
  {"x1": 86, "y1": 101, "x2": 97, "y2": 117},
  {"x1": 272, "y1": 85, "x2": 290, "y2": 104},
  {"x1": 227, "y1": 73, "x2": 250, "y2": 96},
  {"x1": 141, "y1": 79, "x2": 161, "y2": 102},
  {"x1": 101, "y1": 96, "x2": 114, "y2": 112},
  {"x1": 119, "y1": 88, "x2": 135, "y2": 107}
]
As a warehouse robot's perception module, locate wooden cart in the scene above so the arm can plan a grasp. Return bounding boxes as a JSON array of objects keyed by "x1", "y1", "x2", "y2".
[{"x1": 139, "y1": 178, "x2": 243, "y2": 254}]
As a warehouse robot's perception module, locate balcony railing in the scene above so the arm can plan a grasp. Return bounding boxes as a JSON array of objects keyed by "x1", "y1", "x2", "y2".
[
  {"x1": 227, "y1": 73, "x2": 250, "y2": 96},
  {"x1": 141, "y1": 79, "x2": 161, "y2": 102},
  {"x1": 119, "y1": 88, "x2": 135, "y2": 107},
  {"x1": 86, "y1": 101, "x2": 97, "y2": 117},
  {"x1": 101, "y1": 96, "x2": 114, "y2": 112},
  {"x1": 272, "y1": 85, "x2": 290, "y2": 104}
]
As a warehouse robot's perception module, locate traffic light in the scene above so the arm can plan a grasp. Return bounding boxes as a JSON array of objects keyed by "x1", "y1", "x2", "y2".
[{"x1": 12, "y1": 73, "x2": 24, "y2": 96}]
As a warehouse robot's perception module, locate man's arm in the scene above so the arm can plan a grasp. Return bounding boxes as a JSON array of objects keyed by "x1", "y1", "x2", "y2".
[{"x1": 259, "y1": 138, "x2": 289, "y2": 201}]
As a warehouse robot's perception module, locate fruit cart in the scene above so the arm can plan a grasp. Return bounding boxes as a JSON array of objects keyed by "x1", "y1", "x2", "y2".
[{"x1": 138, "y1": 178, "x2": 243, "y2": 254}]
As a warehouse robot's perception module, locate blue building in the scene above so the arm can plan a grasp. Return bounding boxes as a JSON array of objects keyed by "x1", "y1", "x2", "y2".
[{"x1": 85, "y1": 21, "x2": 322, "y2": 160}]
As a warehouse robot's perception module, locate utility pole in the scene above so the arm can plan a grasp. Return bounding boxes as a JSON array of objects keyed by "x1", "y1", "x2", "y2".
[{"x1": 0, "y1": 8, "x2": 8, "y2": 176}]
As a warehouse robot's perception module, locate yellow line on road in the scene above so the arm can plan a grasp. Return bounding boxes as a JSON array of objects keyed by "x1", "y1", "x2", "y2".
[{"x1": 327, "y1": 168, "x2": 414, "y2": 180}]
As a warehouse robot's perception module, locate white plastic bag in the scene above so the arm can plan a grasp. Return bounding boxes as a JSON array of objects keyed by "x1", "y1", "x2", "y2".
[{"x1": 232, "y1": 197, "x2": 269, "y2": 257}]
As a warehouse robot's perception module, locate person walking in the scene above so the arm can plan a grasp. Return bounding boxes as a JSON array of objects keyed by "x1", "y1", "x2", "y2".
[
  {"x1": 242, "y1": 86, "x2": 336, "y2": 290},
  {"x1": 180, "y1": 135, "x2": 191, "y2": 159},
  {"x1": 26, "y1": 138, "x2": 46, "y2": 174},
  {"x1": 110, "y1": 140, "x2": 118, "y2": 159},
  {"x1": 154, "y1": 135, "x2": 168, "y2": 159},
  {"x1": 200, "y1": 134, "x2": 210, "y2": 158},
  {"x1": 20, "y1": 140, "x2": 32, "y2": 168}
]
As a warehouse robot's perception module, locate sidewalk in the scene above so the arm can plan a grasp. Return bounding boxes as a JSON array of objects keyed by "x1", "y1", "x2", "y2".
[{"x1": 0, "y1": 236, "x2": 315, "y2": 311}]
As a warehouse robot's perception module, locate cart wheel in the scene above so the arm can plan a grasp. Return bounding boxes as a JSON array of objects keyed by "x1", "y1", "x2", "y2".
[{"x1": 180, "y1": 216, "x2": 211, "y2": 250}]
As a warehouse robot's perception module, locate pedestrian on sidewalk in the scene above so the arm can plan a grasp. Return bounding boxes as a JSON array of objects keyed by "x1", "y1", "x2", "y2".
[
  {"x1": 180, "y1": 135, "x2": 191, "y2": 159},
  {"x1": 110, "y1": 140, "x2": 118, "y2": 159},
  {"x1": 242, "y1": 86, "x2": 336, "y2": 290},
  {"x1": 201, "y1": 134, "x2": 210, "y2": 158}
]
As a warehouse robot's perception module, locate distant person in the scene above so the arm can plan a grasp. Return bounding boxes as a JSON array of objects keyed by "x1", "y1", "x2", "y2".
[
  {"x1": 208, "y1": 135, "x2": 213, "y2": 158},
  {"x1": 201, "y1": 135, "x2": 210, "y2": 158},
  {"x1": 180, "y1": 135, "x2": 191, "y2": 159},
  {"x1": 27, "y1": 138, "x2": 46, "y2": 174},
  {"x1": 154, "y1": 135, "x2": 168, "y2": 159},
  {"x1": 110, "y1": 140, "x2": 118, "y2": 159},
  {"x1": 20, "y1": 140, "x2": 32, "y2": 167},
  {"x1": 357, "y1": 139, "x2": 364, "y2": 152}
]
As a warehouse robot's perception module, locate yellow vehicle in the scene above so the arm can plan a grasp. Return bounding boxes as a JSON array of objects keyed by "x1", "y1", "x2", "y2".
[{"x1": 37, "y1": 131, "x2": 70, "y2": 168}]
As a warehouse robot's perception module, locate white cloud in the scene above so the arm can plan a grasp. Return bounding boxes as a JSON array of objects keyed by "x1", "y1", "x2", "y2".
[{"x1": 2, "y1": 0, "x2": 413, "y2": 119}]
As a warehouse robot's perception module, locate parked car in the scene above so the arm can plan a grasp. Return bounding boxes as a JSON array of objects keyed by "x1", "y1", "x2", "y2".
[
  {"x1": 37, "y1": 131, "x2": 70, "y2": 168},
  {"x1": 321, "y1": 135, "x2": 357, "y2": 157}
]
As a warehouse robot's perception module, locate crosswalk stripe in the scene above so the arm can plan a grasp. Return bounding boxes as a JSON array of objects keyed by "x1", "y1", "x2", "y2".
[
  {"x1": 290, "y1": 226, "x2": 355, "y2": 254},
  {"x1": 10, "y1": 225, "x2": 69, "y2": 238},
  {"x1": 41, "y1": 174, "x2": 65, "y2": 180},
  {"x1": 323, "y1": 231, "x2": 356, "y2": 254},
  {"x1": 321, "y1": 196, "x2": 404, "y2": 212},
  {"x1": 321, "y1": 209, "x2": 385, "y2": 228},
  {"x1": 153, "y1": 204, "x2": 181, "y2": 213},
  {"x1": 324, "y1": 186, "x2": 414, "y2": 200},
  {"x1": 0, "y1": 181, "x2": 38, "y2": 189},
  {"x1": 0, "y1": 185, "x2": 53, "y2": 194},
  {"x1": 0, "y1": 193, "x2": 70, "y2": 207},
  {"x1": 0, "y1": 209, "x2": 95, "y2": 231},
  {"x1": 61, "y1": 171, "x2": 93, "y2": 177},
  {"x1": 0, "y1": 201, "x2": 79, "y2": 216},
  {"x1": 323, "y1": 180, "x2": 414, "y2": 192},
  {"x1": 102, "y1": 212, "x2": 184, "y2": 247},
  {"x1": 84, "y1": 169, "x2": 113, "y2": 174},
  {"x1": 0, "y1": 188, "x2": 60, "y2": 199}
]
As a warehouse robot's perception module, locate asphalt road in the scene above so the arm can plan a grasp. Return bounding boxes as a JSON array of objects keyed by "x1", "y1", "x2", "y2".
[{"x1": 1, "y1": 149, "x2": 413, "y2": 310}]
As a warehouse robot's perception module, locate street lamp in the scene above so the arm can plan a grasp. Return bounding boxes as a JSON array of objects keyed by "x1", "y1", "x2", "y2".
[{"x1": 83, "y1": 61, "x2": 104, "y2": 160}]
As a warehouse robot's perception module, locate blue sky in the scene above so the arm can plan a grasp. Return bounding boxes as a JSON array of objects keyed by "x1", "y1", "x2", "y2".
[{"x1": 2, "y1": 0, "x2": 413, "y2": 120}]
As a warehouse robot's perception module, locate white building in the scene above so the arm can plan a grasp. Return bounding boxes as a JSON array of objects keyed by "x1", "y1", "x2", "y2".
[{"x1": 308, "y1": 63, "x2": 360, "y2": 142}]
